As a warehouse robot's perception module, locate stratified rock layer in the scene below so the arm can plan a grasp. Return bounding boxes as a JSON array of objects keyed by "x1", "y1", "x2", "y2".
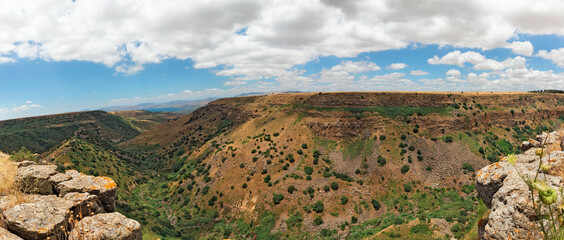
[{"x1": 476, "y1": 131, "x2": 564, "y2": 240}]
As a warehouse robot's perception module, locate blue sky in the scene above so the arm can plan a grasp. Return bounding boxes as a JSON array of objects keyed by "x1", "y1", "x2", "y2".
[{"x1": 1, "y1": 1, "x2": 564, "y2": 120}]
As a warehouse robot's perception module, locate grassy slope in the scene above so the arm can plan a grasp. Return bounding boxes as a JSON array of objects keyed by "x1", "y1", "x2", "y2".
[{"x1": 0, "y1": 110, "x2": 141, "y2": 154}]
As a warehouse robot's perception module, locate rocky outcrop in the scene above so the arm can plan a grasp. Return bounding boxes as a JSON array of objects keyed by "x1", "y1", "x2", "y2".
[
  {"x1": 0, "y1": 162, "x2": 141, "y2": 240},
  {"x1": 476, "y1": 131, "x2": 564, "y2": 240},
  {"x1": 69, "y1": 212, "x2": 142, "y2": 240}
]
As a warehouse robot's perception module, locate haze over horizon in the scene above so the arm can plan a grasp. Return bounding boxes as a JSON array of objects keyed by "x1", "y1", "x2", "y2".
[{"x1": 1, "y1": 0, "x2": 564, "y2": 120}]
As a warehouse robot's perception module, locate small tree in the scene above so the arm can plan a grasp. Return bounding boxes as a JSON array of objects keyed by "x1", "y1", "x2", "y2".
[
  {"x1": 313, "y1": 201, "x2": 324, "y2": 213},
  {"x1": 273, "y1": 194, "x2": 284, "y2": 205},
  {"x1": 331, "y1": 182, "x2": 339, "y2": 190}
]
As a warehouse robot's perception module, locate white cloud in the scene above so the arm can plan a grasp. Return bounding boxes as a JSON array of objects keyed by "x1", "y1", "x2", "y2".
[
  {"x1": 410, "y1": 70, "x2": 429, "y2": 76},
  {"x1": 387, "y1": 63, "x2": 407, "y2": 70},
  {"x1": 318, "y1": 61, "x2": 380, "y2": 83},
  {"x1": 0, "y1": 0, "x2": 562, "y2": 84},
  {"x1": 446, "y1": 69, "x2": 461, "y2": 77},
  {"x1": 429, "y1": 51, "x2": 527, "y2": 70},
  {"x1": 428, "y1": 51, "x2": 485, "y2": 67},
  {"x1": 11, "y1": 104, "x2": 42, "y2": 112},
  {"x1": 537, "y1": 48, "x2": 564, "y2": 67},
  {"x1": 507, "y1": 41, "x2": 533, "y2": 56},
  {"x1": 25, "y1": 100, "x2": 32, "y2": 104}
]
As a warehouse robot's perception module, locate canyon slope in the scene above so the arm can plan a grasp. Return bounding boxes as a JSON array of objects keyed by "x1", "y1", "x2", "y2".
[{"x1": 3, "y1": 92, "x2": 564, "y2": 239}]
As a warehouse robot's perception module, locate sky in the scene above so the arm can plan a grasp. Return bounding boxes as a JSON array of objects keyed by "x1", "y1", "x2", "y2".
[{"x1": 0, "y1": 0, "x2": 564, "y2": 120}]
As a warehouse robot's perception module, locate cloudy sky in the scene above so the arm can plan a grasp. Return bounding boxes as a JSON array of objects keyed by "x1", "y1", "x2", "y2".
[{"x1": 0, "y1": 0, "x2": 563, "y2": 120}]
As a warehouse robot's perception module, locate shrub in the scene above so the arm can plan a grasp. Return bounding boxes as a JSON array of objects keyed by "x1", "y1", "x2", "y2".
[
  {"x1": 242, "y1": 183, "x2": 247, "y2": 189},
  {"x1": 286, "y1": 213, "x2": 303, "y2": 230},
  {"x1": 461, "y1": 163, "x2": 475, "y2": 172},
  {"x1": 323, "y1": 185, "x2": 330, "y2": 192},
  {"x1": 264, "y1": 175, "x2": 271, "y2": 183},
  {"x1": 297, "y1": 149, "x2": 303, "y2": 155},
  {"x1": 288, "y1": 185, "x2": 297, "y2": 194},
  {"x1": 304, "y1": 166, "x2": 313, "y2": 175},
  {"x1": 377, "y1": 156, "x2": 387, "y2": 166},
  {"x1": 351, "y1": 216, "x2": 358, "y2": 224},
  {"x1": 408, "y1": 146, "x2": 415, "y2": 151},
  {"x1": 208, "y1": 196, "x2": 217, "y2": 206},
  {"x1": 401, "y1": 165, "x2": 410, "y2": 174},
  {"x1": 379, "y1": 135, "x2": 386, "y2": 141},
  {"x1": 307, "y1": 187, "x2": 315, "y2": 194},
  {"x1": 10, "y1": 147, "x2": 37, "y2": 162},
  {"x1": 444, "y1": 136, "x2": 454, "y2": 143},
  {"x1": 371, "y1": 199, "x2": 381, "y2": 210},
  {"x1": 404, "y1": 183, "x2": 412, "y2": 192},
  {"x1": 425, "y1": 166, "x2": 432, "y2": 171},
  {"x1": 273, "y1": 194, "x2": 284, "y2": 204},
  {"x1": 401, "y1": 134, "x2": 406, "y2": 140},
  {"x1": 301, "y1": 143, "x2": 308, "y2": 149},
  {"x1": 341, "y1": 196, "x2": 349, "y2": 205},
  {"x1": 314, "y1": 216, "x2": 323, "y2": 225},
  {"x1": 417, "y1": 155, "x2": 423, "y2": 161},
  {"x1": 331, "y1": 182, "x2": 339, "y2": 190},
  {"x1": 313, "y1": 201, "x2": 324, "y2": 213}
]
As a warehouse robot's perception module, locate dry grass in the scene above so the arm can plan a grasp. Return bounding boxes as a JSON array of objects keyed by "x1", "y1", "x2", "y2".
[{"x1": 0, "y1": 152, "x2": 29, "y2": 211}]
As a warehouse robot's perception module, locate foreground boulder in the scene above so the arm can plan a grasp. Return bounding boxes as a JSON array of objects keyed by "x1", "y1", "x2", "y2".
[
  {"x1": 2, "y1": 194, "x2": 104, "y2": 239},
  {"x1": 57, "y1": 170, "x2": 117, "y2": 212},
  {"x1": 476, "y1": 131, "x2": 564, "y2": 239},
  {"x1": 15, "y1": 164, "x2": 58, "y2": 194},
  {"x1": 69, "y1": 212, "x2": 142, "y2": 240},
  {"x1": 1, "y1": 162, "x2": 141, "y2": 239},
  {"x1": 0, "y1": 227, "x2": 22, "y2": 240}
]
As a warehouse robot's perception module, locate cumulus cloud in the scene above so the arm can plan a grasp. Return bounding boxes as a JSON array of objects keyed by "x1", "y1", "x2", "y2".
[
  {"x1": 11, "y1": 104, "x2": 42, "y2": 112},
  {"x1": 537, "y1": 48, "x2": 564, "y2": 67},
  {"x1": 387, "y1": 63, "x2": 407, "y2": 70},
  {"x1": 318, "y1": 61, "x2": 380, "y2": 83},
  {"x1": 0, "y1": 0, "x2": 562, "y2": 84},
  {"x1": 410, "y1": 70, "x2": 429, "y2": 76},
  {"x1": 429, "y1": 51, "x2": 527, "y2": 70},
  {"x1": 507, "y1": 41, "x2": 534, "y2": 56}
]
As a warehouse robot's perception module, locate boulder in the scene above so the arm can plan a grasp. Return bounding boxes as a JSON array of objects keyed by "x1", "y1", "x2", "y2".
[
  {"x1": 57, "y1": 170, "x2": 117, "y2": 212},
  {"x1": 69, "y1": 212, "x2": 142, "y2": 240},
  {"x1": 477, "y1": 131, "x2": 564, "y2": 240},
  {"x1": 15, "y1": 164, "x2": 58, "y2": 195},
  {"x1": 0, "y1": 227, "x2": 23, "y2": 240},
  {"x1": 2, "y1": 194, "x2": 104, "y2": 240}
]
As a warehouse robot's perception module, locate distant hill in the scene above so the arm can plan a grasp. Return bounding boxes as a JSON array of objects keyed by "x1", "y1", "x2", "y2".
[
  {"x1": 109, "y1": 110, "x2": 184, "y2": 132},
  {"x1": 0, "y1": 110, "x2": 140, "y2": 154},
  {"x1": 101, "y1": 98, "x2": 214, "y2": 113}
]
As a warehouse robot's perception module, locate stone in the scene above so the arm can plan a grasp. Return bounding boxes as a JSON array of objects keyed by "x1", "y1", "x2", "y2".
[
  {"x1": 69, "y1": 212, "x2": 142, "y2": 240},
  {"x1": 477, "y1": 131, "x2": 564, "y2": 240},
  {"x1": 15, "y1": 164, "x2": 58, "y2": 195},
  {"x1": 0, "y1": 227, "x2": 23, "y2": 240},
  {"x1": 57, "y1": 170, "x2": 117, "y2": 212},
  {"x1": 2, "y1": 194, "x2": 104, "y2": 240}
]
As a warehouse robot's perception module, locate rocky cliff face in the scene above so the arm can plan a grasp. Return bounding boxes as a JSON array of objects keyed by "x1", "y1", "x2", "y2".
[
  {"x1": 0, "y1": 161, "x2": 142, "y2": 240},
  {"x1": 476, "y1": 131, "x2": 564, "y2": 240}
]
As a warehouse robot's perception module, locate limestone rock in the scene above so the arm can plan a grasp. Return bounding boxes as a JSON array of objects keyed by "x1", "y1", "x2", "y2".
[
  {"x1": 2, "y1": 194, "x2": 104, "y2": 239},
  {"x1": 0, "y1": 227, "x2": 23, "y2": 240},
  {"x1": 58, "y1": 170, "x2": 117, "y2": 212},
  {"x1": 477, "y1": 131, "x2": 564, "y2": 240},
  {"x1": 15, "y1": 165, "x2": 58, "y2": 195},
  {"x1": 69, "y1": 212, "x2": 142, "y2": 240}
]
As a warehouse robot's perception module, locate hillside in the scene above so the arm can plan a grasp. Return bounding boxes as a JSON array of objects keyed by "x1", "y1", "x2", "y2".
[
  {"x1": 118, "y1": 92, "x2": 564, "y2": 239},
  {"x1": 0, "y1": 111, "x2": 141, "y2": 154}
]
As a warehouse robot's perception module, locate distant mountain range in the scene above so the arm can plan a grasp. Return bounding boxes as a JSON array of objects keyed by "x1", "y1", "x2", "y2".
[
  {"x1": 100, "y1": 98, "x2": 215, "y2": 113},
  {"x1": 100, "y1": 91, "x2": 302, "y2": 113}
]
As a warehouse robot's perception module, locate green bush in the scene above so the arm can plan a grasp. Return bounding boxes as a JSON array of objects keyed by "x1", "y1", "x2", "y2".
[
  {"x1": 371, "y1": 199, "x2": 381, "y2": 210},
  {"x1": 461, "y1": 163, "x2": 475, "y2": 172},
  {"x1": 403, "y1": 183, "x2": 412, "y2": 192},
  {"x1": 324, "y1": 185, "x2": 330, "y2": 192},
  {"x1": 313, "y1": 201, "x2": 325, "y2": 213},
  {"x1": 410, "y1": 224, "x2": 430, "y2": 234},
  {"x1": 208, "y1": 196, "x2": 217, "y2": 206},
  {"x1": 331, "y1": 182, "x2": 339, "y2": 190},
  {"x1": 401, "y1": 165, "x2": 410, "y2": 174},
  {"x1": 288, "y1": 185, "x2": 297, "y2": 194},
  {"x1": 444, "y1": 136, "x2": 454, "y2": 143},
  {"x1": 379, "y1": 135, "x2": 386, "y2": 141},
  {"x1": 377, "y1": 156, "x2": 386, "y2": 166},
  {"x1": 341, "y1": 196, "x2": 349, "y2": 205},
  {"x1": 314, "y1": 216, "x2": 324, "y2": 225},
  {"x1": 286, "y1": 213, "x2": 303, "y2": 230},
  {"x1": 242, "y1": 183, "x2": 247, "y2": 189},
  {"x1": 304, "y1": 166, "x2": 313, "y2": 175},
  {"x1": 301, "y1": 143, "x2": 308, "y2": 149},
  {"x1": 273, "y1": 194, "x2": 284, "y2": 204}
]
